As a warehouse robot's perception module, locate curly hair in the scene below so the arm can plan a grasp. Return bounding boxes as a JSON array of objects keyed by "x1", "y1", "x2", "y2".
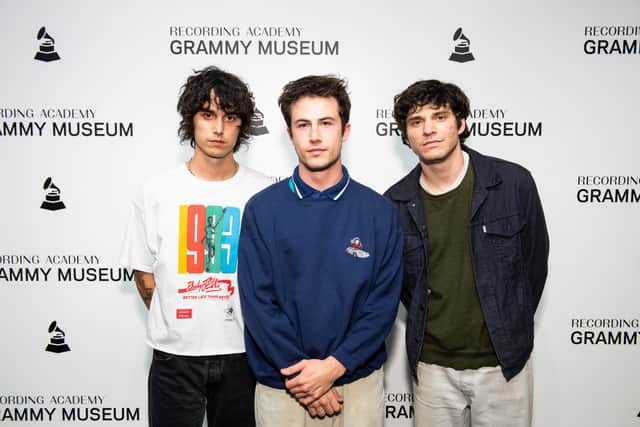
[
  {"x1": 393, "y1": 79, "x2": 471, "y2": 146},
  {"x1": 177, "y1": 66, "x2": 255, "y2": 152},
  {"x1": 278, "y1": 75, "x2": 350, "y2": 133}
]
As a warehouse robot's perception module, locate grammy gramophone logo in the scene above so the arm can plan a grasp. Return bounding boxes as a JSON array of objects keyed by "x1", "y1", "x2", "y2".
[
  {"x1": 40, "y1": 177, "x2": 66, "y2": 211},
  {"x1": 34, "y1": 26, "x2": 61, "y2": 62},
  {"x1": 250, "y1": 108, "x2": 269, "y2": 136},
  {"x1": 449, "y1": 27, "x2": 475, "y2": 63},
  {"x1": 45, "y1": 320, "x2": 71, "y2": 353}
]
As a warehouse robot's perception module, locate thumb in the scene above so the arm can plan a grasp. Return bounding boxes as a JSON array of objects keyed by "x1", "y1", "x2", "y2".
[{"x1": 280, "y1": 360, "x2": 306, "y2": 376}]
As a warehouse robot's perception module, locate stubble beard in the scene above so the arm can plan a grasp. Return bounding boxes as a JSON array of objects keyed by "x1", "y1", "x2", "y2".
[{"x1": 417, "y1": 141, "x2": 460, "y2": 166}]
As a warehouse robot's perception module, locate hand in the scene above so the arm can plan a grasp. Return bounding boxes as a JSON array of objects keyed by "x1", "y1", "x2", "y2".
[
  {"x1": 306, "y1": 388, "x2": 343, "y2": 418},
  {"x1": 281, "y1": 356, "x2": 346, "y2": 405}
]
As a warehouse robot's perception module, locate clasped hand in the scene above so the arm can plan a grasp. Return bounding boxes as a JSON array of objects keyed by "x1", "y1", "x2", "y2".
[{"x1": 280, "y1": 356, "x2": 346, "y2": 417}]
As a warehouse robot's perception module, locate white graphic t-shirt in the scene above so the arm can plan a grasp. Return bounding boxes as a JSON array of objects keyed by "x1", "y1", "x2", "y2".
[{"x1": 121, "y1": 164, "x2": 272, "y2": 356}]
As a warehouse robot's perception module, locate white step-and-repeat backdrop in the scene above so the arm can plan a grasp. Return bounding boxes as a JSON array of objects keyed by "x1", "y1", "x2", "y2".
[{"x1": 2, "y1": 0, "x2": 639, "y2": 425}]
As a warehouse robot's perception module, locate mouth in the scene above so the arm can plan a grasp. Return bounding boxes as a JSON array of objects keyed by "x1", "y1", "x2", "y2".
[
  {"x1": 307, "y1": 148, "x2": 326, "y2": 155},
  {"x1": 208, "y1": 139, "x2": 225, "y2": 145}
]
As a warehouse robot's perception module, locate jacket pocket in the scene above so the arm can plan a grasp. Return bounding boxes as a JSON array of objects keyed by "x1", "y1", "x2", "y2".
[{"x1": 482, "y1": 214, "x2": 525, "y2": 263}]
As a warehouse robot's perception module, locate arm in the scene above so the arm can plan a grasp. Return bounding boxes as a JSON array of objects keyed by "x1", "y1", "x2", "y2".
[
  {"x1": 238, "y1": 202, "x2": 308, "y2": 372},
  {"x1": 133, "y1": 270, "x2": 155, "y2": 309},
  {"x1": 330, "y1": 212, "x2": 403, "y2": 373},
  {"x1": 121, "y1": 189, "x2": 157, "y2": 302},
  {"x1": 521, "y1": 171, "x2": 549, "y2": 311},
  {"x1": 382, "y1": 191, "x2": 417, "y2": 310}
]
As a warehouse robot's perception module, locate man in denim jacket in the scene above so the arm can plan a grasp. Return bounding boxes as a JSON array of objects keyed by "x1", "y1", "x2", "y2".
[{"x1": 384, "y1": 80, "x2": 549, "y2": 427}]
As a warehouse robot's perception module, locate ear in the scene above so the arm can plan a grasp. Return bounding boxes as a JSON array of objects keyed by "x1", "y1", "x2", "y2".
[
  {"x1": 457, "y1": 118, "x2": 466, "y2": 135},
  {"x1": 341, "y1": 123, "x2": 351, "y2": 142}
]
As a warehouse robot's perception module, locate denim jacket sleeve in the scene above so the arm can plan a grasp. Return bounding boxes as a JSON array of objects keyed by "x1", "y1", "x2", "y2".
[{"x1": 520, "y1": 170, "x2": 549, "y2": 312}]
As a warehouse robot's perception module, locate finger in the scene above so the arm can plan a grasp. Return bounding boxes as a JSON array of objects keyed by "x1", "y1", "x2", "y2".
[
  {"x1": 300, "y1": 395, "x2": 314, "y2": 406},
  {"x1": 280, "y1": 360, "x2": 305, "y2": 376},
  {"x1": 307, "y1": 406, "x2": 317, "y2": 417},
  {"x1": 320, "y1": 399, "x2": 335, "y2": 416},
  {"x1": 331, "y1": 388, "x2": 343, "y2": 403},
  {"x1": 330, "y1": 398, "x2": 341, "y2": 413},
  {"x1": 288, "y1": 383, "x2": 308, "y2": 394}
]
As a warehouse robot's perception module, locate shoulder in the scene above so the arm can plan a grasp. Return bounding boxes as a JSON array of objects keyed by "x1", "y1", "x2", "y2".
[
  {"x1": 239, "y1": 165, "x2": 275, "y2": 186},
  {"x1": 348, "y1": 179, "x2": 399, "y2": 215},
  {"x1": 245, "y1": 178, "x2": 291, "y2": 208},
  {"x1": 383, "y1": 165, "x2": 421, "y2": 200},
  {"x1": 136, "y1": 165, "x2": 186, "y2": 201},
  {"x1": 487, "y1": 154, "x2": 532, "y2": 178},
  {"x1": 468, "y1": 147, "x2": 536, "y2": 186}
]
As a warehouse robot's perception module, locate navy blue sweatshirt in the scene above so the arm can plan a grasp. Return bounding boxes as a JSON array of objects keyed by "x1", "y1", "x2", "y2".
[{"x1": 238, "y1": 167, "x2": 403, "y2": 388}]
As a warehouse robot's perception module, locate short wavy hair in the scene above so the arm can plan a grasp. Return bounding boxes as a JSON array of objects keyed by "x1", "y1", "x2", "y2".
[
  {"x1": 393, "y1": 79, "x2": 471, "y2": 146},
  {"x1": 177, "y1": 66, "x2": 255, "y2": 151},
  {"x1": 278, "y1": 75, "x2": 350, "y2": 133}
]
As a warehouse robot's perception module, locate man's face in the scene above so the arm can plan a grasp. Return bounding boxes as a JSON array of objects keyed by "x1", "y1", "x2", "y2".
[
  {"x1": 288, "y1": 96, "x2": 350, "y2": 174},
  {"x1": 405, "y1": 104, "x2": 465, "y2": 165},
  {"x1": 192, "y1": 89, "x2": 241, "y2": 160}
]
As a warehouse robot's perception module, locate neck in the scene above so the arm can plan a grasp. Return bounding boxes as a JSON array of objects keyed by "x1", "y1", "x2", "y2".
[
  {"x1": 298, "y1": 161, "x2": 343, "y2": 191},
  {"x1": 419, "y1": 147, "x2": 465, "y2": 194},
  {"x1": 187, "y1": 150, "x2": 238, "y2": 181}
]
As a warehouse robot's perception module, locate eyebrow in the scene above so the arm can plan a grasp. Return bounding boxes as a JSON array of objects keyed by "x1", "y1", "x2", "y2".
[
  {"x1": 408, "y1": 109, "x2": 452, "y2": 120},
  {"x1": 197, "y1": 108, "x2": 237, "y2": 115},
  {"x1": 294, "y1": 116, "x2": 336, "y2": 123}
]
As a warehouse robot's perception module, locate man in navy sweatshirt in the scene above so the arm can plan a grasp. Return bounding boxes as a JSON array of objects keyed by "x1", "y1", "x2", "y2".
[{"x1": 238, "y1": 75, "x2": 403, "y2": 426}]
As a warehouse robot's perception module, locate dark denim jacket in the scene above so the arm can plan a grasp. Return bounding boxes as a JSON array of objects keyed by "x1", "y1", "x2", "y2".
[{"x1": 384, "y1": 146, "x2": 549, "y2": 381}]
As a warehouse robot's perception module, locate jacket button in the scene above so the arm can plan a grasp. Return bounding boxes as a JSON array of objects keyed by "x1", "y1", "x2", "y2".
[{"x1": 427, "y1": 289, "x2": 432, "y2": 295}]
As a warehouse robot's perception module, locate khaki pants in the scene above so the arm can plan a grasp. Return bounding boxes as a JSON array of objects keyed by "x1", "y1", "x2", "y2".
[
  {"x1": 413, "y1": 359, "x2": 533, "y2": 427},
  {"x1": 255, "y1": 368, "x2": 384, "y2": 427}
]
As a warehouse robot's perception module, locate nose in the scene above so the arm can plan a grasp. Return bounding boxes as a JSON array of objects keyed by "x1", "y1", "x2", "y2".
[
  {"x1": 310, "y1": 123, "x2": 320, "y2": 142},
  {"x1": 214, "y1": 117, "x2": 224, "y2": 135},
  {"x1": 422, "y1": 119, "x2": 435, "y2": 135}
]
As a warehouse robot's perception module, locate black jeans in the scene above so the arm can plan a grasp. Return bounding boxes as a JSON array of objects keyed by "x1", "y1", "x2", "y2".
[{"x1": 148, "y1": 350, "x2": 255, "y2": 427}]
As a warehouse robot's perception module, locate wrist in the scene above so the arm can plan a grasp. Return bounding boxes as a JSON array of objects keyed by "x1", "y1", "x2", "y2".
[{"x1": 326, "y1": 356, "x2": 346, "y2": 380}]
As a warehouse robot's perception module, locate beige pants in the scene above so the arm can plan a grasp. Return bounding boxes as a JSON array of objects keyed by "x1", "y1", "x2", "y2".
[
  {"x1": 255, "y1": 368, "x2": 384, "y2": 427},
  {"x1": 413, "y1": 359, "x2": 533, "y2": 427}
]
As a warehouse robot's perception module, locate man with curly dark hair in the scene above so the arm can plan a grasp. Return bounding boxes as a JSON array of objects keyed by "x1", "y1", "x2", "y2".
[
  {"x1": 385, "y1": 79, "x2": 549, "y2": 427},
  {"x1": 121, "y1": 66, "x2": 271, "y2": 427}
]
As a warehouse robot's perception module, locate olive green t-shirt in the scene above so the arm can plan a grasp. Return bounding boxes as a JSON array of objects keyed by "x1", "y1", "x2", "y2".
[{"x1": 420, "y1": 162, "x2": 499, "y2": 369}]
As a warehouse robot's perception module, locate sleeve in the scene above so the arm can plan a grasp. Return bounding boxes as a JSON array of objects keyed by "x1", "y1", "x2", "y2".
[
  {"x1": 238, "y1": 201, "x2": 309, "y2": 370},
  {"x1": 330, "y1": 205, "x2": 404, "y2": 374},
  {"x1": 520, "y1": 171, "x2": 549, "y2": 312},
  {"x1": 120, "y1": 189, "x2": 155, "y2": 273},
  {"x1": 382, "y1": 190, "x2": 415, "y2": 310}
]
